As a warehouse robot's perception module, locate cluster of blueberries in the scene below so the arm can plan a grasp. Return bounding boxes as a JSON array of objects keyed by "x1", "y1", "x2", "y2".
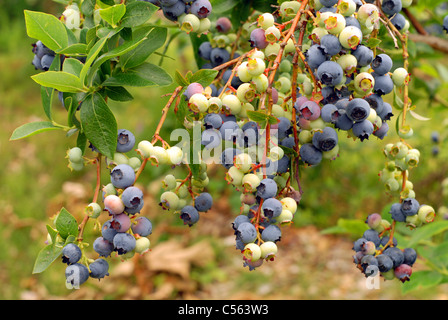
[
  {"x1": 31, "y1": 41, "x2": 55, "y2": 71},
  {"x1": 141, "y1": 0, "x2": 212, "y2": 34},
  {"x1": 64, "y1": 129, "x2": 156, "y2": 287},
  {"x1": 352, "y1": 213, "x2": 417, "y2": 282}
]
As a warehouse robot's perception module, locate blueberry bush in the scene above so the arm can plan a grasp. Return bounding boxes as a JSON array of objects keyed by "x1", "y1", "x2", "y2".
[{"x1": 9, "y1": 0, "x2": 448, "y2": 294}]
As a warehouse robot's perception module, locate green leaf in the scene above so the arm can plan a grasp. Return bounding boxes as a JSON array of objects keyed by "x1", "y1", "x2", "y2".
[
  {"x1": 99, "y1": 4, "x2": 126, "y2": 28},
  {"x1": 103, "y1": 62, "x2": 172, "y2": 87},
  {"x1": 175, "y1": 70, "x2": 190, "y2": 87},
  {"x1": 407, "y1": 220, "x2": 448, "y2": 247},
  {"x1": 247, "y1": 110, "x2": 269, "y2": 124},
  {"x1": 88, "y1": 29, "x2": 152, "y2": 82},
  {"x1": 401, "y1": 271, "x2": 444, "y2": 294},
  {"x1": 104, "y1": 86, "x2": 134, "y2": 101},
  {"x1": 366, "y1": 37, "x2": 382, "y2": 49},
  {"x1": 56, "y1": 43, "x2": 88, "y2": 56},
  {"x1": 31, "y1": 71, "x2": 85, "y2": 93},
  {"x1": 189, "y1": 69, "x2": 219, "y2": 87},
  {"x1": 32, "y1": 243, "x2": 63, "y2": 274},
  {"x1": 10, "y1": 121, "x2": 61, "y2": 140},
  {"x1": 321, "y1": 218, "x2": 369, "y2": 236},
  {"x1": 46, "y1": 225, "x2": 58, "y2": 244},
  {"x1": 80, "y1": 93, "x2": 118, "y2": 159},
  {"x1": 210, "y1": 0, "x2": 238, "y2": 13},
  {"x1": 119, "y1": 27, "x2": 167, "y2": 69},
  {"x1": 24, "y1": 10, "x2": 68, "y2": 52},
  {"x1": 62, "y1": 58, "x2": 84, "y2": 77},
  {"x1": 80, "y1": 36, "x2": 109, "y2": 85},
  {"x1": 40, "y1": 54, "x2": 61, "y2": 120},
  {"x1": 120, "y1": 1, "x2": 159, "y2": 28},
  {"x1": 55, "y1": 207, "x2": 79, "y2": 240},
  {"x1": 189, "y1": 33, "x2": 210, "y2": 70}
]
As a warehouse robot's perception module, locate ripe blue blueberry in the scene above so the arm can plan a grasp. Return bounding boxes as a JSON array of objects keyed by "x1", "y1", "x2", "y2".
[
  {"x1": 110, "y1": 164, "x2": 135, "y2": 189},
  {"x1": 376, "y1": 254, "x2": 394, "y2": 273},
  {"x1": 203, "y1": 113, "x2": 223, "y2": 129},
  {"x1": 381, "y1": 0, "x2": 402, "y2": 16},
  {"x1": 180, "y1": 205, "x2": 200, "y2": 226},
  {"x1": 312, "y1": 126, "x2": 338, "y2": 152},
  {"x1": 116, "y1": 129, "x2": 136, "y2": 153},
  {"x1": 363, "y1": 229, "x2": 381, "y2": 247},
  {"x1": 198, "y1": 41, "x2": 213, "y2": 61},
  {"x1": 352, "y1": 238, "x2": 367, "y2": 252},
  {"x1": 235, "y1": 222, "x2": 257, "y2": 243},
  {"x1": 131, "y1": 216, "x2": 153, "y2": 237},
  {"x1": 232, "y1": 214, "x2": 251, "y2": 230},
  {"x1": 261, "y1": 198, "x2": 283, "y2": 220},
  {"x1": 316, "y1": 61, "x2": 343, "y2": 86},
  {"x1": 65, "y1": 263, "x2": 90, "y2": 288},
  {"x1": 364, "y1": 93, "x2": 384, "y2": 115},
  {"x1": 256, "y1": 178, "x2": 278, "y2": 199},
  {"x1": 352, "y1": 45, "x2": 374, "y2": 67},
  {"x1": 194, "y1": 192, "x2": 213, "y2": 212},
  {"x1": 305, "y1": 44, "x2": 328, "y2": 70},
  {"x1": 121, "y1": 186, "x2": 144, "y2": 210},
  {"x1": 372, "y1": 54, "x2": 393, "y2": 76},
  {"x1": 346, "y1": 98, "x2": 370, "y2": 122},
  {"x1": 373, "y1": 74, "x2": 394, "y2": 96},
  {"x1": 102, "y1": 220, "x2": 118, "y2": 242},
  {"x1": 93, "y1": 236, "x2": 114, "y2": 257},
  {"x1": 378, "y1": 102, "x2": 394, "y2": 121},
  {"x1": 384, "y1": 247, "x2": 405, "y2": 268},
  {"x1": 202, "y1": 129, "x2": 222, "y2": 149},
  {"x1": 161, "y1": 1, "x2": 186, "y2": 21},
  {"x1": 320, "y1": 34, "x2": 342, "y2": 57},
  {"x1": 261, "y1": 224, "x2": 282, "y2": 242},
  {"x1": 390, "y1": 202, "x2": 406, "y2": 222},
  {"x1": 299, "y1": 143, "x2": 323, "y2": 166},
  {"x1": 89, "y1": 259, "x2": 110, "y2": 279},
  {"x1": 113, "y1": 232, "x2": 136, "y2": 255},
  {"x1": 210, "y1": 47, "x2": 230, "y2": 67},
  {"x1": 401, "y1": 198, "x2": 420, "y2": 216},
  {"x1": 403, "y1": 248, "x2": 417, "y2": 266},
  {"x1": 61, "y1": 243, "x2": 82, "y2": 265},
  {"x1": 190, "y1": 0, "x2": 212, "y2": 19},
  {"x1": 352, "y1": 119, "x2": 374, "y2": 141}
]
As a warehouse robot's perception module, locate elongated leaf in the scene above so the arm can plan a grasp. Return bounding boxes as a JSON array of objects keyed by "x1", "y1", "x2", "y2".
[
  {"x1": 407, "y1": 220, "x2": 448, "y2": 247},
  {"x1": 24, "y1": 10, "x2": 68, "y2": 52},
  {"x1": 32, "y1": 71, "x2": 85, "y2": 93},
  {"x1": 40, "y1": 54, "x2": 61, "y2": 120},
  {"x1": 103, "y1": 62, "x2": 172, "y2": 87},
  {"x1": 189, "y1": 69, "x2": 218, "y2": 87},
  {"x1": 62, "y1": 58, "x2": 84, "y2": 77},
  {"x1": 401, "y1": 271, "x2": 444, "y2": 294},
  {"x1": 119, "y1": 27, "x2": 167, "y2": 69},
  {"x1": 89, "y1": 30, "x2": 151, "y2": 76},
  {"x1": 120, "y1": 1, "x2": 159, "y2": 28},
  {"x1": 80, "y1": 93, "x2": 117, "y2": 158},
  {"x1": 57, "y1": 43, "x2": 88, "y2": 56},
  {"x1": 32, "y1": 243, "x2": 63, "y2": 274},
  {"x1": 10, "y1": 121, "x2": 61, "y2": 140},
  {"x1": 55, "y1": 207, "x2": 79, "y2": 240},
  {"x1": 80, "y1": 36, "x2": 109, "y2": 85},
  {"x1": 99, "y1": 4, "x2": 126, "y2": 28},
  {"x1": 104, "y1": 86, "x2": 134, "y2": 101}
]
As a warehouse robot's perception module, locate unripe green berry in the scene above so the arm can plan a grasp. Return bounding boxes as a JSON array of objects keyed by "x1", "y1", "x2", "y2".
[{"x1": 134, "y1": 237, "x2": 150, "y2": 254}]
